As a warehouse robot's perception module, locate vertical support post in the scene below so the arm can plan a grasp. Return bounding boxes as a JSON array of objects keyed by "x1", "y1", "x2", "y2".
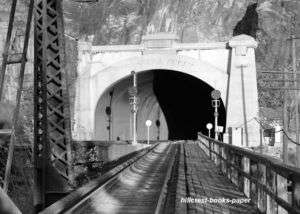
[
  {"x1": 0, "y1": 0, "x2": 18, "y2": 100},
  {"x1": 145, "y1": 120, "x2": 152, "y2": 145},
  {"x1": 258, "y1": 164, "x2": 267, "y2": 213},
  {"x1": 214, "y1": 101, "x2": 219, "y2": 140},
  {"x1": 232, "y1": 153, "x2": 237, "y2": 185},
  {"x1": 266, "y1": 168, "x2": 277, "y2": 214},
  {"x1": 147, "y1": 126, "x2": 150, "y2": 144},
  {"x1": 34, "y1": 0, "x2": 73, "y2": 210},
  {"x1": 218, "y1": 145, "x2": 222, "y2": 171},
  {"x1": 292, "y1": 36, "x2": 300, "y2": 167},
  {"x1": 282, "y1": 69, "x2": 289, "y2": 163},
  {"x1": 224, "y1": 147, "x2": 229, "y2": 177},
  {"x1": 241, "y1": 128, "x2": 244, "y2": 146},
  {"x1": 33, "y1": 1, "x2": 48, "y2": 210},
  {"x1": 209, "y1": 140, "x2": 212, "y2": 159},
  {"x1": 238, "y1": 155, "x2": 244, "y2": 191},
  {"x1": 130, "y1": 71, "x2": 138, "y2": 144},
  {"x1": 243, "y1": 157, "x2": 250, "y2": 198},
  {"x1": 228, "y1": 127, "x2": 232, "y2": 145},
  {"x1": 277, "y1": 175, "x2": 288, "y2": 214},
  {"x1": 211, "y1": 90, "x2": 221, "y2": 140},
  {"x1": 260, "y1": 127, "x2": 263, "y2": 154},
  {"x1": 227, "y1": 150, "x2": 232, "y2": 180},
  {"x1": 3, "y1": 0, "x2": 34, "y2": 192},
  {"x1": 292, "y1": 178, "x2": 300, "y2": 211}
]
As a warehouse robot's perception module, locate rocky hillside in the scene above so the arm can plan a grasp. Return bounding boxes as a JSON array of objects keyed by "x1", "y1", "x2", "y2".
[
  {"x1": 63, "y1": 0, "x2": 300, "y2": 110},
  {"x1": 0, "y1": 0, "x2": 298, "y2": 110}
]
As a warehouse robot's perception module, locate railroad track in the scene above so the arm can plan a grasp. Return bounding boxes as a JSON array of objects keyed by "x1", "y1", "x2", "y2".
[{"x1": 42, "y1": 142, "x2": 179, "y2": 214}]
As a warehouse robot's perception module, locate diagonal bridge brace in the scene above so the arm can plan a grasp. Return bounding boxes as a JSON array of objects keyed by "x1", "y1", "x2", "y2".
[{"x1": 33, "y1": 0, "x2": 73, "y2": 211}]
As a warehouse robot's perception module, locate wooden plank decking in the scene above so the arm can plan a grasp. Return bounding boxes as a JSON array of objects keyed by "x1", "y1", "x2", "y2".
[{"x1": 173, "y1": 141, "x2": 258, "y2": 214}]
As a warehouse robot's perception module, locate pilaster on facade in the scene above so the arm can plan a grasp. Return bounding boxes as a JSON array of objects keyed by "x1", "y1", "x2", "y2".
[{"x1": 227, "y1": 34, "x2": 260, "y2": 147}]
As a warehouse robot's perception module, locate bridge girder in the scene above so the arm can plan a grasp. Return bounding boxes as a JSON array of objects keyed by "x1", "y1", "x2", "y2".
[{"x1": 33, "y1": 0, "x2": 72, "y2": 210}]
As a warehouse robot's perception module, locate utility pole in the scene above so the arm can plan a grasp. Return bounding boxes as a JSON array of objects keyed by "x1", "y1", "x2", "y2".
[
  {"x1": 288, "y1": 12, "x2": 300, "y2": 167},
  {"x1": 282, "y1": 37, "x2": 292, "y2": 163},
  {"x1": 292, "y1": 35, "x2": 300, "y2": 167},
  {"x1": 282, "y1": 67, "x2": 289, "y2": 163}
]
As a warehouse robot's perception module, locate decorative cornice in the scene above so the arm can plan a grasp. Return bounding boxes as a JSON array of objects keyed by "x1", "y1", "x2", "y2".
[
  {"x1": 229, "y1": 34, "x2": 258, "y2": 49},
  {"x1": 81, "y1": 34, "x2": 258, "y2": 55}
]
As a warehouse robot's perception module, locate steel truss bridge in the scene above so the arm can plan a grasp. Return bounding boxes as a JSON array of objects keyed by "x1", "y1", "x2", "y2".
[{"x1": 0, "y1": 1, "x2": 299, "y2": 214}]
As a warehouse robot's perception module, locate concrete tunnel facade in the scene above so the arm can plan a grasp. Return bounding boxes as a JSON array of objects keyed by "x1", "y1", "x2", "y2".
[{"x1": 73, "y1": 33, "x2": 260, "y2": 146}]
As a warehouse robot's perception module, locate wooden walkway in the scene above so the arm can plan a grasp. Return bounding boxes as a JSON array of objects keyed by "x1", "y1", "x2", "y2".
[
  {"x1": 41, "y1": 141, "x2": 258, "y2": 214},
  {"x1": 169, "y1": 141, "x2": 258, "y2": 214}
]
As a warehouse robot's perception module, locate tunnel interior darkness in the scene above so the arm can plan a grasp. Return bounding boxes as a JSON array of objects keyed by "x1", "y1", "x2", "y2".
[{"x1": 153, "y1": 70, "x2": 226, "y2": 140}]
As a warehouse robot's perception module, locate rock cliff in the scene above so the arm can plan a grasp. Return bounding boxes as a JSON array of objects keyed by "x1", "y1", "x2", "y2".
[{"x1": 63, "y1": 0, "x2": 299, "y2": 109}]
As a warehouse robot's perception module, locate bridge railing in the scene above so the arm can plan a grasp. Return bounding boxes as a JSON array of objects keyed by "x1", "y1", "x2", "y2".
[{"x1": 198, "y1": 134, "x2": 300, "y2": 214}]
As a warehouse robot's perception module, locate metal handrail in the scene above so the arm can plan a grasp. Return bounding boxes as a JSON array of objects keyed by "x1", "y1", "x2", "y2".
[{"x1": 197, "y1": 134, "x2": 300, "y2": 214}]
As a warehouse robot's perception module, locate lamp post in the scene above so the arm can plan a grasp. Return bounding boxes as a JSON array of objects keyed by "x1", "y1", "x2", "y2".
[
  {"x1": 146, "y1": 120, "x2": 152, "y2": 144},
  {"x1": 211, "y1": 90, "x2": 221, "y2": 140},
  {"x1": 206, "y1": 123, "x2": 213, "y2": 138}
]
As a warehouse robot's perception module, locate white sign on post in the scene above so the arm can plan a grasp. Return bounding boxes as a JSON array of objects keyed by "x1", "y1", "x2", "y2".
[
  {"x1": 206, "y1": 123, "x2": 213, "y2": 138},
  {"x1": 206, "y1": 123, "x2": 213, "y2": 130},
  {"x1": 146, "y1": 120, "x2": 152, "y2": 127},
  {"x1": 217, "y1": 126, "x2": 224, "y2": 133}
]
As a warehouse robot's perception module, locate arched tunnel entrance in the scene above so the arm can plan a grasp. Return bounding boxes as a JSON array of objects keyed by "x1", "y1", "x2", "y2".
[
  {"x1": 94, "y1": 69, "x2": 226, "y2": 141},
  {"x1": 153, "y1": 70, "x2": 226, "y2": 140}
]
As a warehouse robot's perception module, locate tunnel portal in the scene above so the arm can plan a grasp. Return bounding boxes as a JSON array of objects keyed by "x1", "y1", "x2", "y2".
[
  {"x1": 94, "y1": 69, "x2": 226, "y2": 141},
  {"x1": 153, "y1": 70, "x2": 226, "y2": 140}
]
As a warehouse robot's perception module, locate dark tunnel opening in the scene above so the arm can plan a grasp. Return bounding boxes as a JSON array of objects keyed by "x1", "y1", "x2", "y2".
[{"x1": 153, "y1": 70, "x2": 226, "y2": 140}]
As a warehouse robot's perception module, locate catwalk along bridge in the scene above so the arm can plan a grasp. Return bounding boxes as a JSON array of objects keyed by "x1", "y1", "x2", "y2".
[{"x1": 0, "y1": 1, "x2": 300, "y2": 214}]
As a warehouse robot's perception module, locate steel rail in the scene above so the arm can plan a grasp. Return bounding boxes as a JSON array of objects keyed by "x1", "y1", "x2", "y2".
[
  {"x1": 154, "y1": 142, "x2": 179, "y2": 214},
  {"x1": 40, "y1": 143, "x2": 160, "y2": 214},
  {"x1": 63, "y1": 142, "x2": 177, "y2": 214}
]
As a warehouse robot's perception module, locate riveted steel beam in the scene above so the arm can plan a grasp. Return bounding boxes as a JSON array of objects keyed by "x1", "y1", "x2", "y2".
[{"x1": 33, "y1": 0, "x2": 72, "y2": 211}]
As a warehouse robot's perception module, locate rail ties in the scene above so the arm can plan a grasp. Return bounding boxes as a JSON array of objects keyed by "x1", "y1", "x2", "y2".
[
  {"x1": 41, "y1": 140, "x2": 257, "y2": 214},
  {"x1": 63, "y1": 142, "x2": 178, "y2": 214},
  {"x1": 181, "y1": 141, "x2": 257, "y2": 214}
]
